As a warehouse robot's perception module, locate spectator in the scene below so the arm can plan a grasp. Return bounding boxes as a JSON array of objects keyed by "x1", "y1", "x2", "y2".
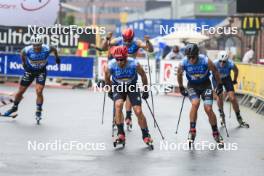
[
  {"x1": 242, "y1": 45, "x2": 254, "y2": 63},
  {"x1": 165, "y1": 45, "x2": 184, "y2": 60}
]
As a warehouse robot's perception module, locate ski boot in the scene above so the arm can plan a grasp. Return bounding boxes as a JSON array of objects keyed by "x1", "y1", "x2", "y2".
[
  {"x1": 188, "y1": 128, "x2": 196, "y2": 149},
  {"x1": 1, "y1": 106, "x2": 18, "y2": 118},
  {"x1": 143, "y1": 134, "x2": 154, "y2": 150},
  {"x1": 237, "y1": 117, "x2": 249, "y2": 128},
  {"x1": 113, "y1": 133, "x2": 125, "y2": 148},
  {"x1": 35, "y1": 110, "x2": 42, "y2": 125},
  {"x1": 213, "y1": 131, "x2": 224, "y2": 149},
  {"x1": 125, "y1": 117, "x2": 132, "y2": 131}
]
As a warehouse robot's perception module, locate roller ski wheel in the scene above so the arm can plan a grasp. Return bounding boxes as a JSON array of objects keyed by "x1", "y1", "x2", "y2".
[
  {"x1": 143, "y1": 136, "x2": 154, "y2": 150},
  {"x1": 188, "y1": 128, "x2": 196, "y2": 149},
  {"x1": 125, "y1": 118, "x2": 132, "y2": 131},
  {"x1": 213, "y1": 131, "x2": 224, "y2": 149},
  {"x1": 237, "y1": 118, "x2": 249, "y2": 128},
  {"x1": 113, "y1": 134, "x2": 125, "y2": 148},
  {"x1": 35, "y1": 111, "x2": 42, "y2": 125}
]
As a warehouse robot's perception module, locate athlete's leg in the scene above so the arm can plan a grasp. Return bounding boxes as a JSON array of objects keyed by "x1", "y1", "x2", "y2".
[
  {"x1": 4, "y1": 71, "x2": 33, "y2": 115},
  {"x1": 35, "y1": 71, "x2": 47, "y2": 117},
  {"x1": 202, "y1": 88, "x2": 223, "y2": 142},
  {"x1": 125, "y1": 96, "x2": 132, "y2": 121},
  {"x1": 128, "y1": 90, "x2": 152, "y2": 140},
  {"x1": 113, "y1": 92, "x2": 126, "y2": 136}
]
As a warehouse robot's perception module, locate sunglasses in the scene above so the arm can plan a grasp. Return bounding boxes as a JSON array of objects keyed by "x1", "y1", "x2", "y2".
[
  {"x1": 219, "y1": 60, "x2": 226, "y2": 63},
  {"x1": 187, "y1": 55, "x2": 196, "y2": 60}
]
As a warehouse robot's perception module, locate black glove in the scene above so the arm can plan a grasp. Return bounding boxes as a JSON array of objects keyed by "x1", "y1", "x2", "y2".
[
  {"x1": 56, "y1": 57, "x2": 61, "y2": 65},
  {"x1": 142, "y1": 91, "x2": 149, "y2": 100},
  {"x1": 179, "y1": 86, "x2": 188, "y2": 96},
  {"x1": 215, "y1": 84, "x2": 223, "y2": 95},
  {"x1": 108, "y1": 91, "x2": 113, "y2": 100},
  {"x1": 97, "y1": 80, "x2": 105, "y2": 88},
  {"x1": 22, "y1": 63, "x2": 30, "y2": 72},
  {"x1": 232, "y1": 80, "x2": 237, "y2": 85}
]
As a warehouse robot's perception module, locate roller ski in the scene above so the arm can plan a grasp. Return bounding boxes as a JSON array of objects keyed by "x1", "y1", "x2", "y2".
[
  {"x1": 143, "y1": 135, "x2": 154, "y2": 150},
  {"x1": 113, "y1": 134, "x2": 125, "y2": 148},
  {"x1": 213, "y1": 131, "x2": 224, "y2": 149},
  {"x1": 188, "y1": 128, "x2": 196, "y2": 149},
  {"x1": 35, "y1": 110, "x2": 42, "y2": 125},
  {"x1": 237, "y1": 117, "x2": 249, "y2": 128},
  {"x1": 125, "y1": 117, "x2": 132, "y2": 131},
  {"x1": 1, "y1": 106, "x2": 18, "y2": 118}
]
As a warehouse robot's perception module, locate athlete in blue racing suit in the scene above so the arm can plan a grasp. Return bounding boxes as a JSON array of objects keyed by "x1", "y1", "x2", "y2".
[
  {"x1": 105, "y1": 46, "x2": 153, "y2": 146},
  {"x1": 212, "y1": 51, "x2": 249, "y2": 127},
  {"x1": 3, "y1": 34, "x2": 60, "y2": 122},
  {"x1": 100, "y1": 28, "x2": 153, "y2": 128},
  {"x1": 177, "y1": 43, "x2": 225, "y2": 146}
]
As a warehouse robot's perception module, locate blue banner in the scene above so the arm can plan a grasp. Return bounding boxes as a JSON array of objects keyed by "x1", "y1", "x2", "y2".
[
  {"x1": 116, "y1": 18, "x2": 224, "y2": 39},
  {"x1": 0, "y1": 53, "x2": 94, "y2": 79}
]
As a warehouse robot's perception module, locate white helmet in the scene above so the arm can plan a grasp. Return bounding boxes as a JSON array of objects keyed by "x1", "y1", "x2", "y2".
[
  {"x1": 30, "y1": 34, "x2": 43, "y2": 45},
  {"x1": 217, "y1": 51, "x2": 229, "y2": 62}
]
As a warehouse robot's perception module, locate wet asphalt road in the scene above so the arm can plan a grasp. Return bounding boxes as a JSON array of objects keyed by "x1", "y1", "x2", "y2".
[{"x1": 0, "y1": 85, "x2": 263, "y2": 176}]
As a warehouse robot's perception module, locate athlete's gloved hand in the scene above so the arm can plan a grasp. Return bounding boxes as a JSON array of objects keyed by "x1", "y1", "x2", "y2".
[
  {"x1": 22, "y1": 63, "x2": 30, "y2": 72},
  {"x1": 56, "y1": 57, "x2": 61, "y2": 65},
  {"x1": 232, "y1": 79, "x2": 237, "y2": 85},
  {"x1": 108, "y1": 91, "x2": 113, "y2": 100},
  {"x1": 142, "y1": 91, "x2": 149, "y2": 100},
  {"x1": 179, "y1": 86, "x2": 188, "y2": 96},
  {"x1": 106, "y1": 32, "x2": 113, "y2": 41},
  {"x1": 97, "y1": 80, "x2": 105, "y2": 88},
  {"x1": 215, "y1": 84, "x2": 223, "y2": 95}
]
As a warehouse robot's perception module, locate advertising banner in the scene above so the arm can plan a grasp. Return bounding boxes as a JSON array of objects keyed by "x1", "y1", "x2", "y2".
[
  {"x1": 235, "y1": 63, "x2": 264, "y2": 99},
  {"x1": 159, "y1": 60, "x2": 187, "y2": 87},
  {"x1": 0, "y1": 53, "x2": 94, "y2": 79}
]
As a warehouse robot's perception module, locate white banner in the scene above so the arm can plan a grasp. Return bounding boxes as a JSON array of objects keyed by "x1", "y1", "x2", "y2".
[
  {"x1": 159, "y1": 60, "x2": 187, "y2": 87},
  {"x1": 0, "y1": 0, "x2": 59, "y2": 26},
  {"x1": 97, "y1": 57, "x2": 156, "y2": 84},
  {"x1": 137, "y1": 58, "x2": 156, "y2": 84}
]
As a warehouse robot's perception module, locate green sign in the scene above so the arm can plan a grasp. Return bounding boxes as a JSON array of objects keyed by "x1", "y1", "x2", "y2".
[{"x1": 199, "y1": 4, "x2": 216, "y2": 12}]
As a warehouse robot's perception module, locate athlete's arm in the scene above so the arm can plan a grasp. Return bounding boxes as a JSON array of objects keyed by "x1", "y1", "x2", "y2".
[
  {"x1": 232, "y1": 64, "x2": 239, "y2": 82},
  {"x1": 50, "y1": 46, "x2": 60, "y2": 64},
  {"x1": 208, "y1": 59, "x2": 222, "y2": 85},
  {"x1": 20, "y1": 50, "x2": 26, "y2": 66},
  {"x1": 137, "y1": 63, "x2": 148, "y2": 87},
  {"x1": 177, "y1": 64, "x2": 184, "y2": 87},
  {"x1": 90, "y1": 43, "x2": 103, "y2": 52},
  {"x1": 104, "y1": 67, "x2": 112, "y2": 86},
  {"x1": 100, "y1": 32, "x2": 116, "y2": 51},
  {"x1": 137, "y1": 36, "x2": 154, "y2": 52}
]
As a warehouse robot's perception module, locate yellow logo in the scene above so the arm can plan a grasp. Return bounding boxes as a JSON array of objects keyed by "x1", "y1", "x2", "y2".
[{"x1": 242, "y1": 17, "x2": 261, "y2": 30}]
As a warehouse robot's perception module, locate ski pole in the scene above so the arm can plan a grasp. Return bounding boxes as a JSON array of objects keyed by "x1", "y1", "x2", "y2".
[
  {"x1": 146, "y1": 53, "x2": 156, "y2": 128},
  {"x1": 175, "y1": 96, "x2": 186, "y2": 134},
  {"x1": 101, "y1": 92, "x2": 106, "y2": 125},
  {"x1": 144, "y1": 99, "x2": 165, "y2": 140}
]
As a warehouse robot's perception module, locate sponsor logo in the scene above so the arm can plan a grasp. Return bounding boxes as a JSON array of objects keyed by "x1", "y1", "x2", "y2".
[
  {"x1": 163, "y1": 63, "x2": 172, "y2": 81},
  {"x1": 21, "y1": 0, "x2": 51, "y2": 11},
  {"x1": 0, "y1": 3, "x2": 16, "y2": 9}
]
